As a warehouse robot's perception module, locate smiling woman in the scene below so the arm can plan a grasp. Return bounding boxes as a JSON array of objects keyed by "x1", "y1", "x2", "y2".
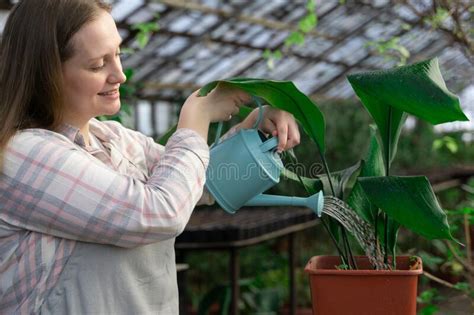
[
  {"x1": 61, "y1": 10, "x2": 126, "y2": 146},
  {"x1": 0, "y1": 0, "x2": 301, "y2": 314}
]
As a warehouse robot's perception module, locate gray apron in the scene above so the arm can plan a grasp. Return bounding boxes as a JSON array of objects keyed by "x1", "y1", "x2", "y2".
[{"x1": 40, "y1": 239, "x2": 178, "y2": 315}]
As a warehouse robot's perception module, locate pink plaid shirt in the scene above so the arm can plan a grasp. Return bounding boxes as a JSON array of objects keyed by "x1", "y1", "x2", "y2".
[{"x1": 0, "y1": 119, "x2": 210, "y2": 314}]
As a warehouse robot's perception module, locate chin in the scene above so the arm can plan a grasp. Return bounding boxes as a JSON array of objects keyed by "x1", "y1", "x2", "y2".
[{"x1": 103, "y1": 102, "x2": 121, "y2": 116}]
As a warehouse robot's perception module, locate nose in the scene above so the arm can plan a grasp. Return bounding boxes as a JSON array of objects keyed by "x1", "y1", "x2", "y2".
[
  {"x1": 109, "y1": 69, "x2": 126, "y2": 85},
  {"x1": 108, "y1": 59, "x2": 127, "y2": 84}
]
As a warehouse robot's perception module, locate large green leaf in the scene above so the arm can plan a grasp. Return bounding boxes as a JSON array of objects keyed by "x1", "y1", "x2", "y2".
[
  {"x1": 348, "y1": 58, "x2": 467, "y2": 164},
  {"x1": 358, "y1": 176, "x2": 455, "y2": 241},
  {"x1": 348, "y1": 58, "x2": 468, "y2": 125},
  {"x1": 199, "y1": 78, "x2": 326, "y2": 153}
]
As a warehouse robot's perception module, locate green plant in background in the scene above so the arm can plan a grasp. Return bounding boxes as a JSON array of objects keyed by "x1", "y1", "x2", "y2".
[
  {"x1": 264, "y1": 1, "x2": 473, "y2": 70},
  {"x1": 424, "y1": 7, "x2": 451, "y2": 29},
  {"x1": 197, "y1": 269, "x2": 288, "y2": 315},
  {"x1": 432, "y1": 135, "x2": 459, "y2": 154},
  {"x1": 366, "y1": 37, "x2": 411, "y2": 66},
  {"x1": 199, "y1": 57, "x2": 469, "y2": 269},
  {"x1": 378, "y1": 1, "x2": 473, "y2": 64},
  {"x1": 184, "y1": 240, "x2": 290, "y2": 315},
  {"x1": 263, "y1": 0, "x2": 317, "y2": 69},
  {"x1": 130, "y1": 17, "x2": 160, "y2": 49},
  {"x1": 417, "y1": 288, "x2": 440, "y2": 315},
  {"x1": 416, "y1": 177, "x2": 474, "y2": 313},
  {"x1": 121, "y1": 15, "x2": 160, "y2": 54}
]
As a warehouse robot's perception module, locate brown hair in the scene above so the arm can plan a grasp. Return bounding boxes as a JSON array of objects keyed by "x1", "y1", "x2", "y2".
[{"x1": 0, "y1": 0, "x2": 111, "y2": 164}]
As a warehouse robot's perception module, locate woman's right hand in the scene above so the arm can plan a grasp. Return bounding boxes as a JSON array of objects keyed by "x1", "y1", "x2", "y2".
[
  {"x1": 185, "y1": 83, "x2": 251, "y2": 122},
  {"x1": 177, "y1": 83, "x2": 251, "y2": 140}
]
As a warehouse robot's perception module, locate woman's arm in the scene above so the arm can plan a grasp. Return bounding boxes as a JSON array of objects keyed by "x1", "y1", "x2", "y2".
[{"x1": 0, "y1": 128, "x2": 208, "y2": 248}]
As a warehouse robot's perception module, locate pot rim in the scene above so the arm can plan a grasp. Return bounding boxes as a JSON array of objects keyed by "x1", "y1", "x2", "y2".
[{"x1": 304, "y1": 255, "x2": 423, "y2": 276}]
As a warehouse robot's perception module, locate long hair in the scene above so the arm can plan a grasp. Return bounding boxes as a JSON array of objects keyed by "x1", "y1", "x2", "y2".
[{"x1": 0, "y1": 0, "x2": 111, "y2": 165}]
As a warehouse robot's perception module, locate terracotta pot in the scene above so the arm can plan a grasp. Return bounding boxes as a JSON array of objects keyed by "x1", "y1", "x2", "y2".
[{"x1": 304, "y1": 256, "x2": 423, "y2": 315}]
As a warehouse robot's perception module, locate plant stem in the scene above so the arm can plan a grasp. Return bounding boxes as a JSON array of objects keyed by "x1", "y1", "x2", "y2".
[
  {"x1": 321, "y1": 157, "x2": 336, "y2": 197},
  {"x1": 383, "y1": 215, "x2": 389, "y2": 265},
  {"x1": 374, "y1": 209, "x2": 380, "y2": 268},
  {"x1": 340, "y1": 228, "x2": 351, "y2": 267},
  {"x1": 464, "y1": 213, "x2": 472, "y2": 271},
  {"x1": 383, "y1": 107, "x2": 393, "y2": 265},
  {"x1": 344, "y1": 232, "x2": 358, "y2": 269}
]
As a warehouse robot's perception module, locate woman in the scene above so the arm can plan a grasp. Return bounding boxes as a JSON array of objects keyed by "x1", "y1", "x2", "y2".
[{"x1": 0, "y1": 0, "x2": 300, "y2": 314}]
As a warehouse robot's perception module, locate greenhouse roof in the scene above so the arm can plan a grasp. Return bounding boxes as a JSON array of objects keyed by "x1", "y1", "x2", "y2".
[
  {"x1": 0, "y1": 0, "x2": 472, "y2": 127},
  {"x1": 105, "y1": 0, "x2": 473, "y2": 105}
]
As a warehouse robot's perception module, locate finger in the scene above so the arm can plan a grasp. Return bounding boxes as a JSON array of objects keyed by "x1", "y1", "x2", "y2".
[
  {"x1": 276, "y1": 124, "x2": 288, "y2": 153},
  {"x1": 233, "y1": 89, "x2": 251, "y2": 106},
  {"x1": 285, "y1": 120, "x2": 301, "y2": 149},
  {"x1": 259, "y1": 117, "x2": 277, "y2": 135},
  {"x1": 239, "y1": 91, "x2": 252, "y2": 104},
  {"x1": 232, "y1": 106, "x2": 240, "y2": 115}
]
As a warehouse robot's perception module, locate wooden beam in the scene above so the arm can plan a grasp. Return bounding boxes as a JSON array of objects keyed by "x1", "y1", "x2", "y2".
[{"x1": 156, "y1": 0, "x2": 338, "y2": 41}]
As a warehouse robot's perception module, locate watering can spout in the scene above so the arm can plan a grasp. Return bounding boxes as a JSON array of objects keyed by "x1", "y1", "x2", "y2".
[{"x1": 244, "y1": 191, "x2": 324, "y2": 217}]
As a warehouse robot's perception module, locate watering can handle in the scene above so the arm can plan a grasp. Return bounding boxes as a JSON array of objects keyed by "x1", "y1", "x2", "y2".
[
  {"x1": 259, "y1": 137, "x2": 278, "y2": 152},
  {"x1": 213, "y1": 96, "x2": 264, "y2": 145}
]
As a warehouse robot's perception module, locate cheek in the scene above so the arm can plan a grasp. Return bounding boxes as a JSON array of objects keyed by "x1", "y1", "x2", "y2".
[
  {"x1": 63, "y1": 72, "x2": 103, "y2": 98},
  {"x1": 86, "y1": 81, "x2": 103, "y2": 97}
]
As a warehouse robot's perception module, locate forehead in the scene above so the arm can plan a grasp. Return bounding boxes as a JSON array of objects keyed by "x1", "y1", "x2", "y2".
[{"x1": 70, "y1": 11, "x2": 121, "y2": 58}]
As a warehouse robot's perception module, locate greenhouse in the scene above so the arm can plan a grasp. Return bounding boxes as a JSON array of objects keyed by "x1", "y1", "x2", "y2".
[{"x1": 0, "y1": 0, "x2": 472, "y2": 314}]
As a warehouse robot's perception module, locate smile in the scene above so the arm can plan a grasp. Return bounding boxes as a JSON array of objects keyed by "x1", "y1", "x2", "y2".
[{"x1": 98, "y1": 89, "x2": 119, "y2": 96}]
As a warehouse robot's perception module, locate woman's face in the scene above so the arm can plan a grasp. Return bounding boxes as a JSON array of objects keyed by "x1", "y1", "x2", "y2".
[{"x1": 61, "y1": 10, "x2": 126, "y2": 127}]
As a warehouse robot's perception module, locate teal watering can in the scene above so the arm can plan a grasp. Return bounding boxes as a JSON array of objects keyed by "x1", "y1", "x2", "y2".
[{"x1": 205, "y1": 98, "x2": 324, "y2": 216}]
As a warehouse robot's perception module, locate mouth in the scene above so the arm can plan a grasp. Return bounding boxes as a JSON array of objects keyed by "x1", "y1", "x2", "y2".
[{"x1": 98, "y1": 88, "x2": 119, "y2": 96}]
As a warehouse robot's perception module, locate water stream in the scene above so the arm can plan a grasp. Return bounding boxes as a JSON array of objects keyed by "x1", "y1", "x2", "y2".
[{"x1": 321, "y1": 196, "x2": 390, "y2": 270}]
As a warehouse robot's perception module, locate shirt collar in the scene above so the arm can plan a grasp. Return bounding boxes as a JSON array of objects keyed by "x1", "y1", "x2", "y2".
[
  {"x1": 89, "y1": 118, "x2": 119, "y2": 143},
  {"x1": 56, "y1": 123, "x2": 86, "y2": 148},
  {"x1": 56, "y1": 118, "x2": 119, "y2": 148}
]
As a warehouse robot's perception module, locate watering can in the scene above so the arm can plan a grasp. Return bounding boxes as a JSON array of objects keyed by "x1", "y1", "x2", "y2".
[{"x1": 205, "y1": 97, "x2": 324, "y2": 216}]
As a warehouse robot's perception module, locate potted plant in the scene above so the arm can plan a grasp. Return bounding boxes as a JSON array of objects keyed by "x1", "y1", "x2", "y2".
[{"x1": 198, "y1": 58, "x2": 469, "y2": 314}]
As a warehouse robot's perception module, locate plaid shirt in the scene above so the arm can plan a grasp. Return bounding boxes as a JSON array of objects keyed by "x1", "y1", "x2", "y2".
[{"x1": 0, "y1": 119, "x2": 210, "y2": 314}]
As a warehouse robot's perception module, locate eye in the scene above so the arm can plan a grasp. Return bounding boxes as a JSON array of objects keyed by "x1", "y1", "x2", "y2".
[{"x1": 91, "y1": 64, "x2": 105, "y2": 72}]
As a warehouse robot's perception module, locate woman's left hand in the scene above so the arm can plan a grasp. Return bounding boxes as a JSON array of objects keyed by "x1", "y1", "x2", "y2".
[{"x1": 239, "y1": 105, "x2": 300, "y2": 153}]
